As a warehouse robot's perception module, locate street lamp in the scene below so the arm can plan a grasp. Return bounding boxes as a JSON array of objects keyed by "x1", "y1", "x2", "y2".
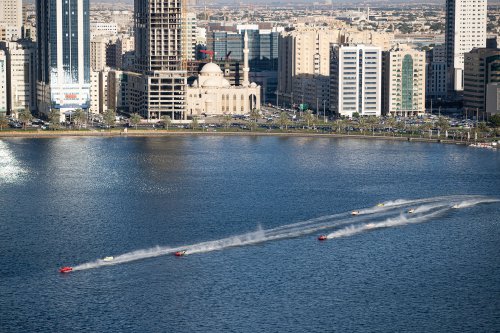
[{"x1": 323, "y1": 100, "x2": 327, "y2": 122}]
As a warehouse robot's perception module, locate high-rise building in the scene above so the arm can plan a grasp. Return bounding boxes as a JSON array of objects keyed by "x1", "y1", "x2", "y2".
[
  {"x1": 0, "y1": 40, "x2": 37, "y2": 115},
  {"x1": 426, "y1": 44, "x2": 447, "y2": 100},
  {"x1": 36, "y1": 0, "x2": 91, "y2": 119},
  {"x1": 445, "y1": 0, "x2": 487, "y2": 92},
  {"x1": 383, "y1": 44, "x2": 426, "y2": 117},
  {"x1": 90, "y1": 37, "x2": 108, "y2": 71},
  {"x1": 278, "y1": 27, "x2": 343, "y2": 111},
  {"x1": 463, "y1": 48, "x2": 500, "y2": 114},
  {"x1": 330, "y1": 44, "x2": 382, "y2": 118},
  {"x1": 129, "y1": 0, "x2": 186, "y2": 120},
  {"x1": 0, "y1": 0, "x2": 22, "y2": 41},
  {"x1": 107, "y1": 70, "x2": 129, "y2": 112},
  {"x1": 0, "y1": 50, "x2": 7, "y2": 114}
]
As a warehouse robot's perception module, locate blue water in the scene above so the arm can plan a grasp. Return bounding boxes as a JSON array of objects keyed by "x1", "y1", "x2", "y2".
[{"x1": 0, "y1": 136, "x2": 499, "y2": 332}]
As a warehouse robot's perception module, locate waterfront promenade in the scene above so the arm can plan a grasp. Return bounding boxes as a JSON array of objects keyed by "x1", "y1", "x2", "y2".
[{"x1": 0, "y1": 129, "x2": 475, "y2": 146}]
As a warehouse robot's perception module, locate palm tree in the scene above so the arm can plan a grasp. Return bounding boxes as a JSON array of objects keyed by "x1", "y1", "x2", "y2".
[
  {"x1": 103, "y1": 109, "x2": 116, "y2": 129},
  {"x1": 420, "y1": 122, "x2": 433, "y2": 138},
  {"x1": 130, "y1": 113, "x2": 141, "y2": 129},
  {"x1": 222, "y1": 114, "x2": 231, "y2": 130},
  {"x1": 72, "y1": 109, "x2": 86, "y2": 129},
  {"x1": 18, "y1": 107, "x2": 32, "y2": 130},
  {"x1": 191, "y1": 116, "x2": 199, "y2": 130},
  {"x1": 366, "y1": 116, "x2": 378, "y2": 135},
  {"x1": 48, "y1": 109, "x2": 61, "y2": 130},
  {"x1": 358, "y1": 117, "x2": 367, "y2": 135},
  {"x1": 303, "y1": 110, "x2": 314, "y2": 129},
  {"x1": 0, "y1": 114, "x2": 8, "y2": 130},
  {"x1": 249, "y1": 108, "x2": 260, "y2": 125},
  {"x1": 394, "y1": 120, "x2": 405, "y2": 136},
  {"x1": 278, "y1": 112, "x2": 289, "y2": 130},
  {"x1": 436, "y1": 117, "x2": 449, "y2": 138},
  {"x1": 386, "y1": 117, "x2": 397, "y2": 136},
  {"x1": 161, "y1": 115, "x2": 172, "y2": 130}
]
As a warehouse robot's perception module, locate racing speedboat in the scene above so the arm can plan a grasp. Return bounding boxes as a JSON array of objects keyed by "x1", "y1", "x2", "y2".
[
  {"x1": 175, "y1": 251, "x2": 187, "y2": 257},
  {"x1": 376, "y1": 203, "x2": 385, "y2": 207},
  {"x1": 451, "y1": 204, "x2": 460, "y2": 209},
  {"x1": 59, "y1": 266, "x2": 72, "y2": 273},
  {"x1": 407, "y1": 208, "x2": 415, "y2": 214},
  {"x1": 102, "y1": 256, "x2": 114, "y2": 262},
  {"x1": 318, "y1": 235, "x2": 327, "y2": 241},
  {"x1": 351, "y1": 211, "x2": 360, "y2": 216}
]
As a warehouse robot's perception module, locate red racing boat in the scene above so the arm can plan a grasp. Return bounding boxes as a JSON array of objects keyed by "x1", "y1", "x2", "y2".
[
  {"x1": 174, "y1": 251, "x2": 187, "y2": 257},
  {"x1": 59, "y1": 266, "x2": 73, "y2": 273},
  {"x1": 318, "y1": 235, "x2": 327, "y2": 241}
]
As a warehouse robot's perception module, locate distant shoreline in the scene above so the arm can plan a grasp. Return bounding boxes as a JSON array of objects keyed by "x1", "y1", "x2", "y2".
[{"x1": 0, "y1": 129, "x2": 474, "y2": 145}]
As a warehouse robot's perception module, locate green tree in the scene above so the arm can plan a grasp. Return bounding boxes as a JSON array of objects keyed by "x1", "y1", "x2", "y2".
[
  {"x1": 191, "y1": 117, "x2": 199, "y2": 130},
  {"x1": 366, "y1": 116, "x2": 378, "y2": 135},
  {"x1": 386, "y1": 117, "x2": 397, "y2": 136},
  {"x1": 247, "y1": 119, "x2": 258, "y2": 131},
  {"x1": 358, "y1": 117, "x2": 367, "y2": 135},
  {"x1": 161, "y1": 115, "x2": 172, "y2": 130},
  {"x1": 490, "y1": 114, "x2": 500, "y2": 127},
  {"x1": 222, "y1": 114, "x2": 231, "y2": 130},
  {"x1": 248, "y1": 108, "x2": 260, "y2": 131},
  {"x1": 103, "y1": 109, "x2": 116, "y2": 128},
  {"x1": 0, "y1": 114, "x2": 8, "y2": 130},
  {"x1": 130, "y1": 113, "x2": 141, "y2": 129},
  {"x1": 436, "y1": 116, "x2": 450, "y2": 135},
  {"x1": 18, "y1": 107, "x2": 33, "y2": 130},
  {"x1": 420, "y1": 122, "x2": 433, "y2": 138},
  {"x1": 48, "y1": 109, "x2": 61, "y2": 130},
  {"x1": 278, "y1": 112, "x2": 289, "y2": 130},
  {"x1": 303, "y1": 110, "x2": 314, "y2": 128},
  {"x1": 352, "y1": 112, "x2": 360, "y2": 119},
  {"x1": 72, "y1": 109, "x2": 86, "y2": 129}
]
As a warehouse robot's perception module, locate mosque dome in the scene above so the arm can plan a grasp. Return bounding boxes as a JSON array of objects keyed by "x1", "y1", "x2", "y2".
[
  {"x1": 250, "y1": 82, "x2": 257, "y2": 88},
  {"x1": 200, "y1": 62, "x2": 223, "y2": 76},
  {"x1": 202, "y1": 77, "x2": 221, "y2": 88}
]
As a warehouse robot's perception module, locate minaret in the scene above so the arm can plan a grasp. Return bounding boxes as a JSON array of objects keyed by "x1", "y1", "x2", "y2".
[{"x1": 242, "y1": 30, "x2": 250, "y2": 87}]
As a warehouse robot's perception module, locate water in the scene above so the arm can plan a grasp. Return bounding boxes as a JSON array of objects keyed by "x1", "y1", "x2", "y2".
[{"x1": 0, "y1": 136, "x2": 499, "y2": 332}]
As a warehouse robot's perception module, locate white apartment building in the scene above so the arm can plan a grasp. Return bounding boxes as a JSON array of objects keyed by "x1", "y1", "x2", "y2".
[
  {"x1": 0, "y1": 0, "x2": 22, "y2": 41},
  {"x1": 0, "y1": 50, "x2": 7, "y2": 114},
  {"x1": 445, "y1": 0, "x2": 487, "y2": 91},
  {"x1": 90, "y1": 22, "x2": 118, "y2": 39},
  {"x1": 330, "y1": 44, "x2": 382, "y2": 118},
  {"x1": 89, "y1": 70, "x2": 100, "y2": 114},
  {"x1": 184, "y1": 13, "x2": 197, "y2": 61},
  {"x1": 383, "y1": 45, "x2": 426, "y2": 117},
  {"x1": 0, "y1": 40, "x2": 37, "y2": 115}
]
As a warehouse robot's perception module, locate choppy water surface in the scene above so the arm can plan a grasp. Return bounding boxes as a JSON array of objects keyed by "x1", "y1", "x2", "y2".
[{"x1": 0, "y1": 136, "x2": 499, "y2": 332}]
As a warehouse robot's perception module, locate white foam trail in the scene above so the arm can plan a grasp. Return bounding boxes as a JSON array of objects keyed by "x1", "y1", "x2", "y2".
[
  {"x1": 327, "y1": 208, "x2": 448, "y2": 240},
  {"x1": 451, "y1": 198, "x2": 500, "y2": 209},
  {"x1": 70, "y1": 195, "x2": 498, "y2": 271}
]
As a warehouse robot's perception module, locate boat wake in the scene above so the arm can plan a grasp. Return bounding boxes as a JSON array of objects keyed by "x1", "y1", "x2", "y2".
[{"x1": 70, "y1": 195, "x2": 498, "y2": 272}]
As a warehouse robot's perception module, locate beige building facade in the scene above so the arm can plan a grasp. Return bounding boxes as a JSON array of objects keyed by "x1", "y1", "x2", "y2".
[{"x1": 383, "y1": 44, "x2": 426, "y2": 116}]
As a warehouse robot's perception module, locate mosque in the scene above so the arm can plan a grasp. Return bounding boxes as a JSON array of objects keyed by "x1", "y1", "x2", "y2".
[{"x1": 186, "y1": 31, "x2": 261, "y2": 117}]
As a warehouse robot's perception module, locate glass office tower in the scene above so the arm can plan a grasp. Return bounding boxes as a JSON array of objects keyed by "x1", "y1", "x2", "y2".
[{"x1": 37, "y1": 0, "x2": 91, "y2": 116}]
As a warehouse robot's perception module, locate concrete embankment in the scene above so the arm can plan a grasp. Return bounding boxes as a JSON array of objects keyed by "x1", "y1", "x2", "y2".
[{"x1": 0, "y1": 129, "x2": 470, "y2": 145}]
